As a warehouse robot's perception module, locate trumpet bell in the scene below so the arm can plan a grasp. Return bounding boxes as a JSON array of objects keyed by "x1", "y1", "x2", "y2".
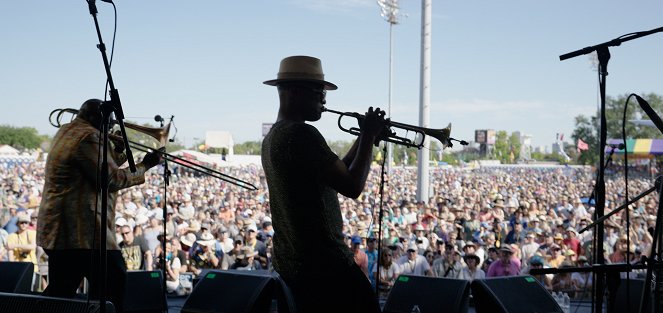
[{"x1": 424, "y1": 123, "x2": 452, "y2": 149}]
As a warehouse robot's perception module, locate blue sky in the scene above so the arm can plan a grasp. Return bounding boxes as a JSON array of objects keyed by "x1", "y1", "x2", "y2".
[{"x1": 1, "y1": 0, "x2": 662, "y2": 150}]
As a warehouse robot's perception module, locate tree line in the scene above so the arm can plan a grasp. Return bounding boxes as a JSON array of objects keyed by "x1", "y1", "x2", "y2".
[
  {"x1": 571, "y1": 93, "x2": 663, "y2": 165},
  {"x1": 3, "y1": 92, "x2": 660, "y2": 166}
]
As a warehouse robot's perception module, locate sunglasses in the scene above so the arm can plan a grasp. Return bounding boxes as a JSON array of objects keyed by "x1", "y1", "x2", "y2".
[
  {"x1": 19, "y1": 221, "x2": 29, "y2": 225},
  {"x1": 308, "y1": 88, "x2": 326, "y2": 98}
]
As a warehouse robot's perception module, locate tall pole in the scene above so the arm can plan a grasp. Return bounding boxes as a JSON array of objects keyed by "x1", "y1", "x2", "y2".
[
  {"x1": 416, "y1": 0, "x2": 431, "y2": 203},
  {"x1": 387, "y1": 22, "x2": 394, "y2": 171},
  {"x1": 378, "y1": 0, "x2": 400, "y2": 171}
]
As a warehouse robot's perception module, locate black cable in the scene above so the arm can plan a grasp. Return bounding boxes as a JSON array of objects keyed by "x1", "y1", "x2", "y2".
[
  {"x1": 622, "y1": 93, "x2": 638, "y2": 313},
  {"x1": 104, "y1": 2, "x2": 118, "y2": 101}
]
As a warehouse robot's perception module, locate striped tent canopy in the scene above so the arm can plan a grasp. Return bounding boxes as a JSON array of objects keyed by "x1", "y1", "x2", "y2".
[{"x1": 606, "y1": 139, "x2": 663, "y2": 156}]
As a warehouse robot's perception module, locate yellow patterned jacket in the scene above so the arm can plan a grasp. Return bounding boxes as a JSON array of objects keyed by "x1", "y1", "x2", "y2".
[{"x1": 37, "y1": 117, "x2": 147, "y2": 250}]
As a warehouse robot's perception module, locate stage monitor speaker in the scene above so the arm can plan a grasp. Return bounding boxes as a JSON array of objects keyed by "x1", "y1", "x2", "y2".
[
  {"x1": 614, "y1": 278, "x2": 650, "y2": 313},
  {"x1": 181, "y1": 270, "x2": 276, "y2": 313},
  {"x1": 0, "y1": 292, "x2": 115, "y2": 313},
  {"x1": 123, "y1": 270, "x2": 167, "y2": 313},
  {"x1": 383, "y1": 275, "x2": 470, "y2": 313},
  {"x1": 0, "y1": 261, "x2": 34, "y2": 293},
  {"x1": 471, "y1": 275, "x2": 563, "y2": 313}
]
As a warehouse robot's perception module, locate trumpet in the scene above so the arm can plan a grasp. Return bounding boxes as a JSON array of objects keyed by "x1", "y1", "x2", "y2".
[
  {"x1": 48, "y1": 108, "x2": 258, "y2": 190},
  {"x1": 322, "y1": 107, "x2": 465, "y2": 149}
]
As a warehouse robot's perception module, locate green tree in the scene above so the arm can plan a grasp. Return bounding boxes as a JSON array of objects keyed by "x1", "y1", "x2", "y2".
[
  {"x1": 571, "y1": 115, "x2": 598, "y2": 165},
  {"x1": 165, "y1": 138, "x2": 185, "y2": 152},
  {"x1": 0, "y1": 125, "x2": 43, "y2": 149},
  {"x1": 234, "y1": 141, "x2": 262, "y2": 155},
  {"x1": 571, "y1": 92, "x2": 663, "y2": 166},
  {"x1": 605, "y1": 93, "x2": 663, "y2": 139},
  {"x1": 493, "y1": 130, "x2": 509, "y2": 163},
  {"x1": 508, "y1": 132, "x2": 522, "y2": 162},
  {"x1": 328, "y1": 140, "x2": 353, "y2": 157}
]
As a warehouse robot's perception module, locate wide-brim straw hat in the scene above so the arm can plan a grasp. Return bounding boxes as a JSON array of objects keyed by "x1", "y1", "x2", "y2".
[
  {"x1": 263, "y1": 56, "x2": 338, "y2": 90},
  {"x1": 197, "y1": 233, "x2": 216, "y2": 247},
  {"x1": 180, "y1": 233, "x2": 197, "y2": 247}
]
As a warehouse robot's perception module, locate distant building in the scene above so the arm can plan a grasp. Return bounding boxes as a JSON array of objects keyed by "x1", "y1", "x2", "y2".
[
  {"x1": 533, "y1": 145, "x2": 548, "y2": 154},
  {"x1": 205, "y1": 131, "x2": 234, "y2": 156},
  {"x1": 514, "y1": 131, "x2": 532, "y2": 161},
  {"x1": 552, "y1": 142, "x2": 563, "y2": 154},
  {"x1": 475, "y1": 129, "x2": 496, "y2": 157}
]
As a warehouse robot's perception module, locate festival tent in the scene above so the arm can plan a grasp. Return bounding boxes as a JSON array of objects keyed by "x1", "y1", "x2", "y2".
[{"x1": 606, "y1": 139, "x2": 663, "y2": 157}]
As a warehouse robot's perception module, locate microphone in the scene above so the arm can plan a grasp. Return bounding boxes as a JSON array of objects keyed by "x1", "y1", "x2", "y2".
[
  {"x1": 154, "y1": 115, "x2": 164, "y2": 123},
  {"x1": 635, "y1": 94, "x2": 663, "y2": 135},
  {"x1": 607, "y1": 143, "x2": 625, "y2": 150}
]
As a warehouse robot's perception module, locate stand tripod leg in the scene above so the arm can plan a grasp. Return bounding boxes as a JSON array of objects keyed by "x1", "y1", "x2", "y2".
[
  {"x1": 639, "y1": 182, "x2": 663, "y2": 313},
  {"x1": 606, "y1": 271, "x2": 620, "y2": 313}
]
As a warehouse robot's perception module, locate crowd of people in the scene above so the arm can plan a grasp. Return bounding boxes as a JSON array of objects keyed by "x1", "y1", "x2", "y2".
[{"x1": 0, "y1": 158, "x2": 657, "y2": 299}]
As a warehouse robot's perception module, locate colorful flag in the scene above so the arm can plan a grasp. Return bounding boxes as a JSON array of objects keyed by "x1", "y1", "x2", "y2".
[{"x1": 577, "y1": 138, "x2": 589, "y2": 152}]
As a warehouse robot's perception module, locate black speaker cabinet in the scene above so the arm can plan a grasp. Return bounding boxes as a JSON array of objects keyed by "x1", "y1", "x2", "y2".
[
  {"x1": 0, "y1": 262, "x2": 34, "y2": 293},
  {"x1": 0, "y1": 292, "x2": 114, "y2": 313},
  {"x1": 383, "y1": 275, "x2": 470, "y2": 313},
  {"x1": 123, "y1": 271, "x2": 166, "y2": 313},
  {"x1": 471, "y1": 275, "x2": 563, "y2": 313},
  {"x1": 614, "y1": 278, "x2": 651, "y2": 313},
  {"x1": 182, "y1": 270, "x2": 277, "y2": 313}
]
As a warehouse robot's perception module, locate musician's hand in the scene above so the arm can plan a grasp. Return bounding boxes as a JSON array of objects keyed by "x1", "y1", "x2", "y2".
[
  {"x1": 142, "y1": 148, "x2": 164, "y2": 169},
  {"x1": 360, "y1": 107, "x2": 388, "y2": 144},
  {"x1": 110, "y1": 130, "x2": 125, "y2": 153}
]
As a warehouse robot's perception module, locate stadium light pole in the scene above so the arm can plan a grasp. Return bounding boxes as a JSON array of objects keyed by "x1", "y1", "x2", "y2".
[
  {"x1": 377, "y1": 0, "x2": 400, "y2": 172},
  {"x1": 417, "y1": 0, "x2": 432, "y2": 204}
]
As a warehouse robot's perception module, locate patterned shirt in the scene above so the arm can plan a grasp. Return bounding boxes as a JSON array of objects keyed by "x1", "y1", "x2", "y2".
[
  {"x1": 37, "y1": 118, "x2": 147, "y2": 250},
  {"x1": 262, "y1": 121, "x2": 353, "y2": 282}
]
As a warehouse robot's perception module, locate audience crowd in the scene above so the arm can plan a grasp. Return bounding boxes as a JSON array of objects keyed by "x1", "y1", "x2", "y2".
[{"x1": 0, "y1": 159, "x2": 657, "y2": 299}]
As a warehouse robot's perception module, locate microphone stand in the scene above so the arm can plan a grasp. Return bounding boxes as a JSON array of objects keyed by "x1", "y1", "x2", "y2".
[
  {"x1": 158, "y1": 116, "x2": 172, "y2": 303},
  {"x1": 374, "y1": 143, "x2": 389, "y2": 297},
  {"x1": 86, "y1": 2, "x2": 136, "y2": 312},
  {"x1": 559, "y1": 25, "x2": 663, "y2": 313}
]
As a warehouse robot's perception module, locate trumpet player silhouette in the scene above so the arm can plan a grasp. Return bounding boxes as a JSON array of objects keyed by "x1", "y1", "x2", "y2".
[
  {"x1": 38, "y1": 99, "x2": 162, "y2": 312},
  {"x1": 262, "y1": 56, "x2": 386, "y2": 312}
]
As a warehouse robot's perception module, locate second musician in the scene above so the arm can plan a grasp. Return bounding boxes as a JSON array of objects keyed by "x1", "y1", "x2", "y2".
[{"x1": 38, "y1": 99, "x2": 162, "y2": 313}]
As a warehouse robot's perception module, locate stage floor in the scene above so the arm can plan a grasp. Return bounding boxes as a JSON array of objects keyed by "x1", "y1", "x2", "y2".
[{"x1": 165, "y1": 296, "x2": 596, "y2": 313}]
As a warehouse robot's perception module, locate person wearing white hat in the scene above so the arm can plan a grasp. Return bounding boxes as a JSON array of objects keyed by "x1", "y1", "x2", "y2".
[
  {"x1": 115, "y1": 217, "x2": 128, "y2": 243},
  {"x1": 6, "y1": 214, "x2": 37, "y2": 270},
  {"x1": 396, "y1": 242, "x2": 433, "y2": 277},
  {"x1": 189, "y1": 233, "x2": 220, "y2": 274},
  {"x1": 36, "y1": 99, "x2": 163, "y2": 311},
  {"x1": 262, "y1": 56, "x2": 387, "y2": 313},
  {"x1": 178, "y1": 193, "x2": 194, "y2": 219}
]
